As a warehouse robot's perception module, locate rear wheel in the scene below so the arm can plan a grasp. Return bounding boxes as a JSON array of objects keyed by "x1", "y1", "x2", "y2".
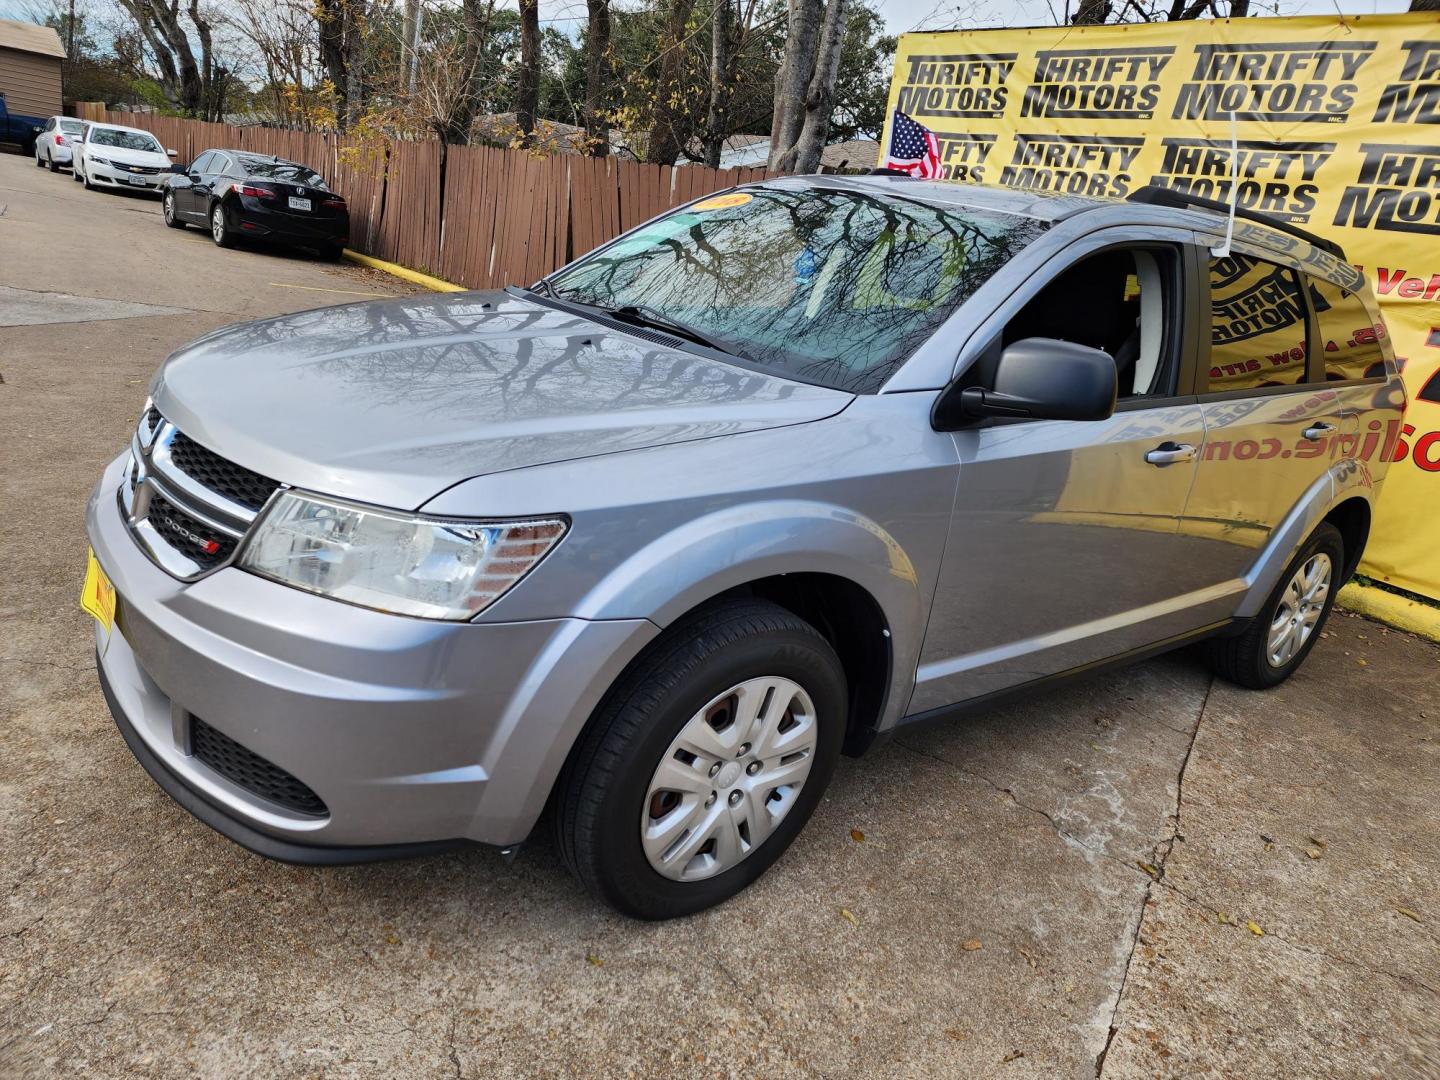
[
  {"x1": 317, "y1": 242, "x2": 345, "y2": 261},
  {"x1": 556, "y1": 599, "x2": 846, "y2": 919},
  {"x1": 47, "y1": 150, "x2": 59, "y2": 173},
  {"x1": 35, "y1": 149, "x2": 44, "y2": 168},
  {"x1": 1208, "y1": 522, "x2": 1343, "y2": 689},
  {"x1": 210, "y1": 203, "x2": 236, "y2": 248},
  {"x1": 162, "y1": 191, "x2": 186, "y2": 229}
]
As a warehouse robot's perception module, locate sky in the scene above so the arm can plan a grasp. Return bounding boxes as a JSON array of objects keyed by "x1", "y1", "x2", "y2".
[
  {"x1": 1, "y1": 0, "x2": 1417, "y2": 37},
  {"x1": 874, "y1": 0, "x2": 1413, "y2": 36}
]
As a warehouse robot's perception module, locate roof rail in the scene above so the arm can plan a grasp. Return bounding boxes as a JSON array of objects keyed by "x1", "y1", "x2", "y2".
[{"x1": 1127, "y1": 184, "x2": 1345, "y2": 260}]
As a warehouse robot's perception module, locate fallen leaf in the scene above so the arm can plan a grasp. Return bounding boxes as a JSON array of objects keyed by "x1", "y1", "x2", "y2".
[
  {"x1": 1306, "y1": 848, "x2": 1322, "y2": 860},
  {"x1": 1137, "y1": 861, "x2": 1159, "y2": 877},
  {"x1": 1001, "y1": 1050, "x2": 1025, "y2": 1063},
  {"x1": 1017, "y1": 948, "x2": 1038, "y2": 969},
  {"x1": 944, "y1": 1028, "x2": 968, "y2": 1042},
  {"x1": 850, "y1": 829, "x2": 865, "y2": 843},
  {"x1": 1217, "y1": 911, "x2": 1235, "y2": 925},
  {"x1": 1247, "y1": 921, "x2": 1264, "y2": 937},
  {"x1": 1264, "y1": 842, "x2": 1275, "y2": 852},
  {"x1": 1396, "y1": 907, "x2": 1422, "y2": 923},
  {"x1": 962, "y1": 938, "x2": 983, "y2": 951},
  {"x1": 840, "y1": 908, "x2": 858, "y2": 925},
  {"x1": 1357, "y1": 658, "x2": 1368, "y2": 667},
  {"x1": 586, "y1": 954, "x2": 603, "y2": 966},
  {"x1": 1308, "y1": 836, "x2": 1328, "y2": 848}
]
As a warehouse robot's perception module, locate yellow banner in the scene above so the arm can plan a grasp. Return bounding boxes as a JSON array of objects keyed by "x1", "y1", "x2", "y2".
[{"x1": 883, "y1": 13, "x2": 1440, "y2": 601}]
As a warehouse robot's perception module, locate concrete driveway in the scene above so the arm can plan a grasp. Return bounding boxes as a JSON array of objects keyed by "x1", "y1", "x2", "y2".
[{"x1": 2, "y1": 148, "x2": 1437, "y2": 1079}]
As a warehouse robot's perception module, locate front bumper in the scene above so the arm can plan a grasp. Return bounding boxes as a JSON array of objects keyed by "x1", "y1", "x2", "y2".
[
  {"x1": 87, "y1": 161, "x2": 165, "y2": 190},
  {"x1": 87, "y1": 453, "x2": 658, "y2": 853}
]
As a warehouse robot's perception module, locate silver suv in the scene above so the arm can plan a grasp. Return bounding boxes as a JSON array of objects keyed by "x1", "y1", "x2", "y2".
[{"x1": 86, "y1": 176, "x2": 1405, "y2": 918}]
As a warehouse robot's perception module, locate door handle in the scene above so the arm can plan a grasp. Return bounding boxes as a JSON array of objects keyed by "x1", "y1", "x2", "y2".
[
  {"x1": 1145, "y1": 442, "x2": 1197, "y2": 466},
  {"x1": 1302, "y1": 422, "x2": 1336, "y2": 441}
]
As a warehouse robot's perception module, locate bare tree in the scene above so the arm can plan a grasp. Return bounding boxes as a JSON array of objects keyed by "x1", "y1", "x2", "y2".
[
  {"x1": 583, "y1": 0, "x2": 611, "y2": 156},
  {"x1": 1411, "y1": 0, "x2": 1440, "y2": 11},
  {"x1": 315, "y1": 0, "x2": 367, "y2": 128},
  {"x1": 116, "y1": 0, "x2": 229, "y2": 119},
  {"x1": 645, "y1": 0, "x2": 697, "y2": 165},
  {"x1": 516, "y1": 0, "x2": 540, "y2": 145},
  {"x1": 768, "y1": 0, "x2": 847, "y2": 174}
]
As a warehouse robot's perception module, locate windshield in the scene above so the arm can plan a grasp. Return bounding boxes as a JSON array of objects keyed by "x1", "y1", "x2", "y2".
[
  {"x1": 90, "y1": 128, "x2": 163, "y2": 153},
  {"x1": 546, "y1": 185, "x2": 1045, "y2": 392},
  {"x1": 238, "y1": 157, "x2": 328, "y2": 189}
]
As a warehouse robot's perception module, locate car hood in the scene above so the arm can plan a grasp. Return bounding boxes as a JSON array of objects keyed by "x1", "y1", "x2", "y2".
[
  {"x1": 152, "y1": 290, "x2": 853, "y2": 510},
  {"x1": 91, "y1": 145, "x2": 170, "y2": 167}
]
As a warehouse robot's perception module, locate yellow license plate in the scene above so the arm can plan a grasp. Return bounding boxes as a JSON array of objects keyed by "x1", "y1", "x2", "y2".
[{"x1": 80, "y1": 547, "x2": 117, "y2": 634}]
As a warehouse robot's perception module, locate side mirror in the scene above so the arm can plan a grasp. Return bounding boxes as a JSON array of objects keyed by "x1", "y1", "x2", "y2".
[
  {"x1": 933, "y1": 337, "x2": 1118, "y2": 429},
  {"x1": 166, "y1": 148, "x2": 177, "y2": 157}
]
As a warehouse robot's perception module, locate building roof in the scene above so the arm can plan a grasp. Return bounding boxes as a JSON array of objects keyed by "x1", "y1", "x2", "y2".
[{"x1": 0, "y1": 18, "x2": 66, "y2": 59}]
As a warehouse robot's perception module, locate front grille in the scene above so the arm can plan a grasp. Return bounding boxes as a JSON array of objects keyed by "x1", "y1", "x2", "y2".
[
  {"x1": 143, "y1": 406, "x2": 162, "y2": 436},
  {"x1": 191, "y1": 717, "x2": 328, "y2": 817},
  {"x1": 168, "y1": 431, "x2": 280, "y2": 513},
  {"x1": 146, "y1": 492, "x2": 236, "y2": 570}
]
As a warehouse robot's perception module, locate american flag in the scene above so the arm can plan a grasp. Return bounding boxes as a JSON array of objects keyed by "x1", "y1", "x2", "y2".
[{"x1": 884, "y1": 111, "x2": 942, "y2": 179}]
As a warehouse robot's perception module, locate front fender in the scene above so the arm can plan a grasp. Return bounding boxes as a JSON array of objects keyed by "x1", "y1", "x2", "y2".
[{"x1": 573, "y1": 500, "x2": 927, "y2": 729}]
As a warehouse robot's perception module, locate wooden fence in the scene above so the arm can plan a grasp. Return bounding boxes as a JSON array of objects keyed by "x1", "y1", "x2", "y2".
[{"x1": 71, "y1": 104, "x2": 770, "y2": 289}]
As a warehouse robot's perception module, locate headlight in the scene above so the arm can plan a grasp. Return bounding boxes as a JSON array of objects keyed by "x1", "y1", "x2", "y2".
[
  {"x1": 239, "y1": 491, "x2": 567, "y2": 620},
  {"x1": 89, "y1": 155, "x2": 110, "y2": 166}
]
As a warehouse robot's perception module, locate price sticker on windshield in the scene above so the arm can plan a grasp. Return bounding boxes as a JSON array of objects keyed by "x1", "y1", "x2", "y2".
[{"x1": 692, "y1": 192, "x2": 753, "y2": 212}]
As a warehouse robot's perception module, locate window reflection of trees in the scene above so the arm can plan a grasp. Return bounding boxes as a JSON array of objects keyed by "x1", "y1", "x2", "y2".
[{"x1": 552, "y1": 188, "x2": 1046, "y2": 393}]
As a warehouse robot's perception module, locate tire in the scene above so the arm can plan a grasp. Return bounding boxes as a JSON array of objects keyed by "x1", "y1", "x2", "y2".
[
  {"x1": 73, "y1": 166, "x2": 82, "y2": 183},
  {"x1": 162, "y1": 191, "x2": 186, "y2": 229},
  {"x1": 556, "y1": 599, "x2": 847, "y2": 919},
  {"x1": 210, "y1": 202, "x2": 236, "y2": 248},
  {"x1": 35, "y1": 151, "x2": 45, "y2": 168},
  {"x1": 82, "y1": 169, "x2": 93, "y2": 190},
  {"x1": 47, "y1": 151, "x2": 59, "y2": 173},
  {"x1": 1208, "y1": 522, "x2": 1344, "y2": 690},
  {"x1": 317, "y1": 242, "x2": 345, "y2": 261}
]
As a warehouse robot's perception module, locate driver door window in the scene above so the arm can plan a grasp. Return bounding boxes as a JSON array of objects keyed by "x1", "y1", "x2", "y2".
[{"x1": 1000, "y1": 247, "x2": 1177, "y2": 400}]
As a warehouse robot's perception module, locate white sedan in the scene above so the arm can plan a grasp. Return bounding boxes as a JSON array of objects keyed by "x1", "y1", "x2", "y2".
[
  {"x1": 33, "y1": 116, "x2": 86, "y2": 171},
  {"x1": 73, "y1": 123, "x2": 178, "y2": 194}
]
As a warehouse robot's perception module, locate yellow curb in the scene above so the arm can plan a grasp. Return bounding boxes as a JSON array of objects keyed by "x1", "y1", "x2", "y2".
[
  {"x1": 1338, "y1": 582, "x2": 1440, "y2": 644},
  {"x1": 342, "y1": 250, "x2": 464, "y2": 292}
]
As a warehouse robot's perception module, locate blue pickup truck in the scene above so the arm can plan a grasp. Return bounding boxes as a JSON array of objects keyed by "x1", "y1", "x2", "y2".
[{"x1": 0, "y1": 92, "x2": 45, "y2": 155}]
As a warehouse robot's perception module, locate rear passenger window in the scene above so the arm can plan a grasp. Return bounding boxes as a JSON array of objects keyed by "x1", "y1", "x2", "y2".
[
  {"x1": 191, "y1": 152, "x2": 213, "y2": 173},
  {"x1": 1307, "y1": 276, "x2": 1387, "y2": 381},
  {"x1": 1206, "y1": 255, "x2": 1308, "y2": 392}
]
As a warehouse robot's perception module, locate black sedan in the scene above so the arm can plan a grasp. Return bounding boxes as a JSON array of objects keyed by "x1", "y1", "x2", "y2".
[{"x1": 161, "y1": 149, "x2": 349, "y2": 259}]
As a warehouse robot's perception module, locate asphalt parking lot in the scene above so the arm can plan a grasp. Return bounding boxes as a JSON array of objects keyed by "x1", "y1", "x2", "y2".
[{"x1": 2, "y1": 146, "x2": 1438, "y2": 1079}]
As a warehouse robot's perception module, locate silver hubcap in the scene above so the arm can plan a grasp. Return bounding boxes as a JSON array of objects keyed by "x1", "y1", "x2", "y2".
[
  {"x1": 212, "y1": 208, "x2": 224, "y2": 241},
  {"x1": 164, "y1": 195, "x2": 173, "y2": 222},
  {"x1": 642, "y1": 677, "x2": 818, "y2": 882},
  {"x1": 1267, "y1": 553, "x2": 1331, "y2": 668}
]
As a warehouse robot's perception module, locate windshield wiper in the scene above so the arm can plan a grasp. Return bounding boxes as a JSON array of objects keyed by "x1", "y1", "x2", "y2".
[
  {"x1": 532, "y1": 287, "x2": 735, "y2": 356},
  {"x1": 607, "y1": 304, "x2": 730, "y2": 354}
]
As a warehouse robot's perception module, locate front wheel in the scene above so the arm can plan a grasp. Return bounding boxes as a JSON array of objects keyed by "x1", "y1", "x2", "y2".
[
  {"x1": 1209, "y1": 522, "x2": 1344, "y2": 689},
  {"x1": 556, "y1": 599, "x2": 847, "y2": 919},
  {"x1": 162, "y1": 191, "x2": 186, "y2": 229},
  {"x1": 210, "y1": 203, "x2": 235, "y2": 247}
]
